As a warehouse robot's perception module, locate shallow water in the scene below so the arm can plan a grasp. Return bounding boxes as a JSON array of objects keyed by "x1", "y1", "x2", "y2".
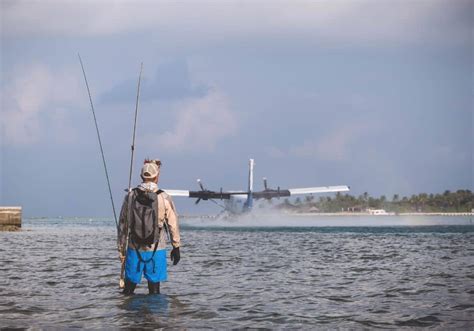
[{"x1": 0, "y1": 217, "x2": 473, "y2": 329}]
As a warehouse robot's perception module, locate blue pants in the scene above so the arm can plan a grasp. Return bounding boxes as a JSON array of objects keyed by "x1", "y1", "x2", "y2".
[{"x1": 125, "y1": 248, "x2": 167, "y2": 284}]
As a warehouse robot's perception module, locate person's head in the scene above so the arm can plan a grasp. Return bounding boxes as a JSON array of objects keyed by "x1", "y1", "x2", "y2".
[{"x1": 140, "y1": 159, "x2": 161, "y2": 183}]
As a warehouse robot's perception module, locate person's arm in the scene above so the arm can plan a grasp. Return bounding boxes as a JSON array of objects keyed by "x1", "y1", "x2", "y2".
[
  {"x1": 164, "y1": 195, "x2": 181, "y2": 248},
  {"x1": 164, "y1": 195, "x2": 181, "y2": 265},
  {"x1": 117, "y1": 195, "x2": 129, "y2": 257}
]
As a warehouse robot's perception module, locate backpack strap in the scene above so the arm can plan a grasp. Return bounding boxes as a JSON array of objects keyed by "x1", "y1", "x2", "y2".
[
  {"x1": 155, "y1": 190, "x2": 163, "y2": 227},
  {"x1": 135, "y1": 241, "x2": 159, "y2": 273}
]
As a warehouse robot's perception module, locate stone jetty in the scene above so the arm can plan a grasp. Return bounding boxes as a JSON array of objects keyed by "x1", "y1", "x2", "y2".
[{"x1": 0, "y1": 207, "x2": 22, "y2": 230}]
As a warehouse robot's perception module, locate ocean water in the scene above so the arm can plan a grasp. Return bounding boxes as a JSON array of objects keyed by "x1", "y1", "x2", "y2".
[{"x1": 0, "y1": 216, "x2": 473, "y2": 329}]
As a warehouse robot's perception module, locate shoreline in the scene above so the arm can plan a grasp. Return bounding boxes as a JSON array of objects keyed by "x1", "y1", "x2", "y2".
[
  {"x1": 180, "y1": 212, "x2": 474, "y2": 219},
  {"x1": 21, "y1": 213, "x2": 474, "y2": 220},
  {"x1": 291, "y1": 212, "x2": 474, "y2": 217}
]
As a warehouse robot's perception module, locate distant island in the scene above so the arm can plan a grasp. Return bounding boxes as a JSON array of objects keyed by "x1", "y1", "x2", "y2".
[{"x1": 268, "y1": 189, "x2": 473, "y2": 214}]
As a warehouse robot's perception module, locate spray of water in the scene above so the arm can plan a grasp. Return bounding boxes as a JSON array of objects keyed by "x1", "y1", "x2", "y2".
[{"x1": 181, "y1": 204, "x2": 473, "y2": 228}]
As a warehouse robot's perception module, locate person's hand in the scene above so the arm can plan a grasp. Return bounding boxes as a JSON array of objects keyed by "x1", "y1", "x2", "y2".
[
  {"x1": 170, "y1": 247, "x2": 180, "y2": 265},
  {"x1": 119, "y1": 252, "x2": 126, "y2": 263}
]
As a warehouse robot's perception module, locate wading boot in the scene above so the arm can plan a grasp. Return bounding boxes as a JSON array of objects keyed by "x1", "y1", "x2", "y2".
[
  {"x1": 123, "y1": 279, "x2": 137, "y2": 296},
  {"x1": 148, "y1": 281, "x2": 160, "y2": 294}
]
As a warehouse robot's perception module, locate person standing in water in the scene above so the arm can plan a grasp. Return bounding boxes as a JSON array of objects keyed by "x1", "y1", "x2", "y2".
[{"x1": 118, "y1": 159, "x2": 181, "y2": 295}]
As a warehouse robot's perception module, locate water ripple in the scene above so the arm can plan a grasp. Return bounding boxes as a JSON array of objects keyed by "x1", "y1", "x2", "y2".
[{"x1": 0, "y1": 219, "x2": 473, "y2": 328}]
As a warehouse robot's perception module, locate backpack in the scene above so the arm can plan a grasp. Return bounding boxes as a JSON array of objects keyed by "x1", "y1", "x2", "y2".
[
  {"x1": 128, "y1": 188, "x2": 164, "y2": 271},
  {"x1": 129, "y1": 188, "x2": 162, "y2": 247}
]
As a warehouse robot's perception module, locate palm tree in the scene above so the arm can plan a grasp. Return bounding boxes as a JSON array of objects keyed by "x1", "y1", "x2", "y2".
[
  {"x1": 419, "y1": 193, "x2": 428, "y2": 212},
  {"x1": 363, "y1": 192, "x2": 369, "y2": 209}
]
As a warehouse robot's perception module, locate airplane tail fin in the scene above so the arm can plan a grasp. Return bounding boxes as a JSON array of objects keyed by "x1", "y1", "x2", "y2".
[
  {"x1": 248, "y1": 158, "x2": 254, "y2": 193},
  {"x1": 244, "y1": 158, "x2": 254, "y2": 210}
]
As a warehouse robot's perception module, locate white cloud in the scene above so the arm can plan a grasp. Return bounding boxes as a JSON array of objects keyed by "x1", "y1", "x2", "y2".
[
  {"x1": 1, "y1": 1, "x2": 469, "y2": 46},
  {"x1": 151, "y1": 89, "x2": 238, "y2": 153},
  {"x1": 266, "y1": 146, "x2": 286, "y2": 158},
  {"x1": 1, "y1": 63, "x2": 81, "y2": 145},
  {"x1": 268, "y1": 123, "x2": 372, "y2": 161}
]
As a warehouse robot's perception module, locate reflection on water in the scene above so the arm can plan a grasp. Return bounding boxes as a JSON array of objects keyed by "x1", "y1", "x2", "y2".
[
  {"x1": 0, "y1": 217, "x2": 473, "y2": 328},
  {"x1": 122, "y1": 294, "x2": 169, "y2": 313},
  {"x1": 119, "y1": 294, "x2": 170, "y2": 328}
]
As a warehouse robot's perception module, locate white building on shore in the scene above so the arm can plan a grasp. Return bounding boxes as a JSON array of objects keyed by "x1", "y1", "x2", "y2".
[{"x1": 367, "y1": 209, "x2": 395, "y2": 216}]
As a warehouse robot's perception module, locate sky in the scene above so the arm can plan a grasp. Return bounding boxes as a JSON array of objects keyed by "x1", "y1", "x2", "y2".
[{"x1": 1, "y1": 0, "x2": 472, "y2": 217}]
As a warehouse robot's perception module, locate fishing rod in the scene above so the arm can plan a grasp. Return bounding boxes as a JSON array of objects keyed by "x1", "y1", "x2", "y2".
[
  {"x1": 128, "y1": 62, "x2": 143, "y2": 191},
  {"x1": 120, "y1": 62, "x2": 144, "y2": 289},
  {"x1": 78, "y1": 54, "x2": 118, "y2": 230}
]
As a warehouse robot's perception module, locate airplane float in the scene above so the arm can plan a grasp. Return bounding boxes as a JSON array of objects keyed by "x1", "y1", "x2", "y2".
[{"x1": 164, "y1": 159, "x2": 350, "y2": 214}]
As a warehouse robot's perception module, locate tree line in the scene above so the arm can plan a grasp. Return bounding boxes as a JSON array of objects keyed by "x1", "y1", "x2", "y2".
[{"x1": 272, "y1": 189, "x2": 473, "y2": 213}]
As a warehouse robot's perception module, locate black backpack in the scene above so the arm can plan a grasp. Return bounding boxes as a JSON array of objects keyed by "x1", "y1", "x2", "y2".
[{"x1": 129, "y1": 188, "x2": 163, "y2": 247}]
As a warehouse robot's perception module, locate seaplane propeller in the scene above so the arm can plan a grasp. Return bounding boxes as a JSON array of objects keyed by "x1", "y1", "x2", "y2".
[
  {"x1": 192, "y1": 179, "x2": 231, "y2": 205},
  {"x1": 195, "y1": 179, "x2": 205, "y2": 204},
  {"x1": 197, "y1": 178, "x2": 205, "y2": 191}
]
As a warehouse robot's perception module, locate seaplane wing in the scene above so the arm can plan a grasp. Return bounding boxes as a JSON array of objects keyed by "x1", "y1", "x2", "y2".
[
  {"x1": 163, "y1": 187, "x2": 248, "y2": 205},
  {"x1": 164, "y1": 189, "x2": 247, "y2": 199},
  {"x1": 252, "y1": 185, "x2": 350, "y2": 199},
  {"x1": 288, "y1": 185, "x2": 350, "y2": 195},
  {"x1": 163, "y1": 189, "x2": 190, "y2": 197}
]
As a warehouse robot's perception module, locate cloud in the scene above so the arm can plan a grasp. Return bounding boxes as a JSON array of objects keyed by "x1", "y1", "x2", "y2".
[
  {"x1": 266, "y1": 146, "x2": 286, "y2": 158},
  {"x1": 2, "y1": 1, "x2": 470, "y2": 46},
  {"x1": 268, "y1": 123, "x2": 373, "y2": 161},
  {"x1": 149, "y1": 89, "x2": 238, "y2": 153},
  {"x1": 100, "y1": 59, "x2": 208, "y2": 104},
  {"x1": 1, "y1": 63, "x2": 81, "y2": 145}
]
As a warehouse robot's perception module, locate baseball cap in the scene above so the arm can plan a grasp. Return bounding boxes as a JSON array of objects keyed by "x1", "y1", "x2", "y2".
[{"x1": 141, "y1": 162, "x2": 159, "y2": 179}]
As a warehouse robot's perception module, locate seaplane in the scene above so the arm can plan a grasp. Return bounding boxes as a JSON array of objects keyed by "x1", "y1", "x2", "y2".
[{"x1": 164, "y1": 159, "x2": 350, "y2": 214}]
